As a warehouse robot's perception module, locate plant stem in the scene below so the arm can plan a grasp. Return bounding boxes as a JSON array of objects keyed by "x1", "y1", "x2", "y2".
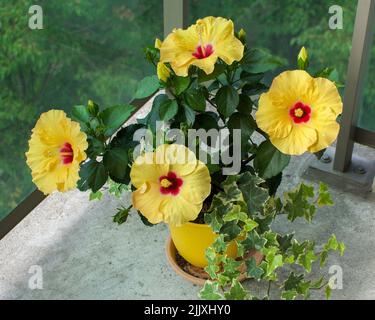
[{"x1": 267, "y1": 280, "x2": 272, "y2": 297}]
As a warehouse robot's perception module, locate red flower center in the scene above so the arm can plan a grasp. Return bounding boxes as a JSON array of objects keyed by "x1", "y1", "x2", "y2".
[
  {"x1": 60, "y1": 142, "x2": 74, "y2": 165},
  {"x1": 289, "y1": 102, "x2": 312, "y2": 124},
  {"x1": 159, "y1": 172, "x2": 183, "y2": 196},
  {"x1": 192, "y1": 44, "x2": 214, "y2": 59}
]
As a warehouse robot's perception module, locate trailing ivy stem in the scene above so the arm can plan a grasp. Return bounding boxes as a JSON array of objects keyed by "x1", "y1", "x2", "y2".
[{"x1": 267, "y1": 280, "x2": 272, "y2": 297}]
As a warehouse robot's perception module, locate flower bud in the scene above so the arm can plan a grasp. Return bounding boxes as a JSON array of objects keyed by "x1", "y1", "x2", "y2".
[
  {"x1": 298, "y1": 47, "x2": 309, "y2": 70},
  {"x1": 157, "y1": 62, "x2": 171, "y2": 83}
]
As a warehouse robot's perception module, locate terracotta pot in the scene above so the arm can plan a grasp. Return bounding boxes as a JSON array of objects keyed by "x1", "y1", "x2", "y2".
[{"x1": 165, "y1": 236, "x2": 264, "y2": 285}]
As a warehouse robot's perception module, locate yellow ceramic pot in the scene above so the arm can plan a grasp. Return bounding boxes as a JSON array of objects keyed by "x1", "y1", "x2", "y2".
[{"x1": 169, "y1": 222, "x2": 237, "y2": 268}]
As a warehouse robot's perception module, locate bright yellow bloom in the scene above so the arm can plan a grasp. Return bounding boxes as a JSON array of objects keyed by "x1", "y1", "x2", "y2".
[
  {"x1": 26, "y1": 110, "x2": 88, "y2": 194},
  {"x1": 160, "y1": 16, "x2": 244, "y2": 77},
  {"x1": 130, "y1": 144, "x2": 211, "y2": 227},
  {"x1": 157, "y1": 62, "x2": 171, "y2": 82},
  {"x1": 256, "y1": 70, "x2": 343, "y2": 155}
]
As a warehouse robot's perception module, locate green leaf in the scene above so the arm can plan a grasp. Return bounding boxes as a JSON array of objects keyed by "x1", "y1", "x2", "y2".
[
  {"x1": 182, "y1": 104, "x2": 195, "y2": 126},
  {"x1": 199, "y1": 281, "x2": 223, "y2": 300},
  {"x1": 72, "y1": 105, "x2": 91, "y2": 124},
  {"x1": 134, "y1": 75, "x2": 160, "y2": 99},
  {"x1": 224, "y1": 279, "x2": 248, "y2": 300},
  {"x1": 317, "y1": 183, "x2": 334, "y2": 206},
  {"x1": 100, "y1": 104, "x2": 135, "y2": 136},
  {"x1": 237, "y1": 172, "x2": 269, "y2": 214},
  {"x1": 297, "y1": 249, "x2": 317, "y2": 273},
  {"x1": 198, "y1": 64, "x2": 226, "y2": 83},
  {"x1": 211, "y1": 234, "x2": 227, "y2": 254},
  {"x1": 86, "y1": 137, "x2": 106, "y2": 159},
  {"x1": 236, "y1": 94, "x2": 253, "y2": 115},
  {"x1": 281, "y1": 290, "x2": 298, "y2": 300},
  {"x1": 204, "y1": 209, "x2": 224, "y2": 233},
  {"x1": 284, "y1": 183, "x2": 316, "y2": 222},
  {"x1": 193, "y1": 112, "x2": 220, "y2": 130},
  {"x1": 215, "y1": 85, "x2": 239, "y2": 118},
  {"x1": 246, "y1": 257, "x2": 264, "y2": 280},
  {"x1": 184, "y1": 88, "x2": 206, "y2": 111},
  {"x1": 159, "y1": 99, "x2": 178, "y2": 121},
  {"x1": 325, "y1": 285, "x2": 332, "y2": 300},
  {"x1": 110, "y1": 124, "x2": 145, "y2": 150},
  {"x1": 172, "y1": 76, "x2": 190, "y2": 95},
  {"x1": 103, "y1": 147, "x2": 128, "y2": 179},
  {"x1": 254, "y1": 140, "x2": 291, "y2": 179},
  {"x1": 89, "y1": 190, "x2": 103, "y2": 201},
  {"x1": 241, "y1": 48, "x2": 286, "y2": 73},
  {"x1": 113, "y1": 206, "x2": 131, "y2": 225},
  {"x1": 138, "y1": 212, "x2": 155, "y2": 227},
  {"x1": 277, "y1": 233, "x2": 294, "y2": 253},
  {"x1": 227, "y1": 112, "x2": 256, "y2": 143},
  {"x1": 220, "y1": 221, "x2": 241, "y2": 241},
  {"x1": 242, "y1": 231, "x2": 267, "y2": 251},
  {"x1": 78, "y1": 160, "x2": 108, "y2": 193},
  {"x1": 138, "y1": 94, "x2": 167, "y2": 132},
  {"x1": 265, "y1": 253, "x2": 283, "y2": 276}
]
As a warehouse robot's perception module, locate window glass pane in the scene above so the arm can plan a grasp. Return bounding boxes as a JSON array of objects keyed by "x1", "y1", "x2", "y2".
[
  {"x1": 0, "y1": 0, "x2": 163, "y2": 220},
  {"x1": 358, "y1": 31, "x2": 375, "y2": 131},
  {"x1": 189, "y1": 0, "x2": 356, "y2": 92}
]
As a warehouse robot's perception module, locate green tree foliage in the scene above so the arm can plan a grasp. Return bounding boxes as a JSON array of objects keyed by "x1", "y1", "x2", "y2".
[{"x1": 0, "y1": 0, "x2": 162, "y2": 219}]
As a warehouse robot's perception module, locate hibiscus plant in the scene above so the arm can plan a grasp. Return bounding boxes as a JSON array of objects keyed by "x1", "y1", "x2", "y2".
[{"x1": 26, "y1": 17, "x2": 345, "y2": 300}]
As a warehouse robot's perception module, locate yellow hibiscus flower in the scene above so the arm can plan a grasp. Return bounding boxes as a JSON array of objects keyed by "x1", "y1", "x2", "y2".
[
  {"x1": 26, "y1": 110, "x2": 88, "y2": 194},
  {"x1": 160, "y1": 16, "x2": 244, "y2": 77},
  {"x1": 130, "y1": 144, "x2": 211, "y2": 227},
  {"x1": 255, "y1": 70, "x2": 343, "y2": 155}
]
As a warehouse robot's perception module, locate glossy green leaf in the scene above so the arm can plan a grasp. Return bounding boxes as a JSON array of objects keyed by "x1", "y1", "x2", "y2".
[{"x1": 134, "y1": 75, "x2": 160, "y2": 99}]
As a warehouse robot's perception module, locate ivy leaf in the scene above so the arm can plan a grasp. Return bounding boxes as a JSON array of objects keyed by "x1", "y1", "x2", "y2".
[
  {"x1": 204, "y1": 209, "x2": 224, "y2": 233},
  {"x1": 159, "y1": 99, "x2": 178, "y2": 122},
  {"x1": 78, "y1": 160, "x2": 108, "y2": 193},
  {"x1": 134, "y1": 75, "x2": 160, "y2": 99},
  {"x1": 297, "y1": 249, "x2": 318, "y2": 273},
  {"x1": 212, "y1": 234, "x2": 227, "y2": 254},
  {"x1": 242, "y1": 230, "x2": 267, "y2": 251},
  {"x1": 281, "y1": 290, "x2": 298, "y2": 300},
  {"x1": 215, "y1": 85, "x2": 239, "y2": 118},
  {"x1": 277, "y1": 233, "x2": 294, "y2": 253},
  {"x1": 237, "y1": 172, "x2": 269, "y2": 214},
  {"x1": 220, "y1": 221, "x2": 241, "y2": 241},
  {"x1": 317, "y1": 183, "x2": 334, "y2": 206},
  {"x1": 199, "y1": 281, "x2": 223, "y2": 300},
  {"x1": 224, "y1": 279, "x2": 248, "y2": 300},
  {"x1": 284, "y1": 272, "x2": 304, "y2": 291},
  {"x1": 89, "y1": 190, "x2": 103, "y2": 201},
  {"x1": 254, "y1": 140, "x2": 290, "y2": 179},
  {"x1": 246, "y1": 257, "x2": 264, "y2": 280},
  {"x1": 222, "y1": 257, "x2": 242, "y2": 279},
  {"x1": 113, "y1": 206, "x2": 131, "y2": 225},
  {"x1": 284, "y1": 183, "x2": 316, "y2": 222}
]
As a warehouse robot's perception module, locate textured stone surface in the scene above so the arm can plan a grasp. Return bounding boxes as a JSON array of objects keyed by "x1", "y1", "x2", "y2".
[{"x1": 1, "y1": 100, "x2": 375, "y2": 299}]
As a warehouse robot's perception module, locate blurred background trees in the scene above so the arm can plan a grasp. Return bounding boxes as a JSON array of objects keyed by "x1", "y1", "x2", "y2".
[{"x1": 0, "y1": 0, "x2": 373, "y2": 219}]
